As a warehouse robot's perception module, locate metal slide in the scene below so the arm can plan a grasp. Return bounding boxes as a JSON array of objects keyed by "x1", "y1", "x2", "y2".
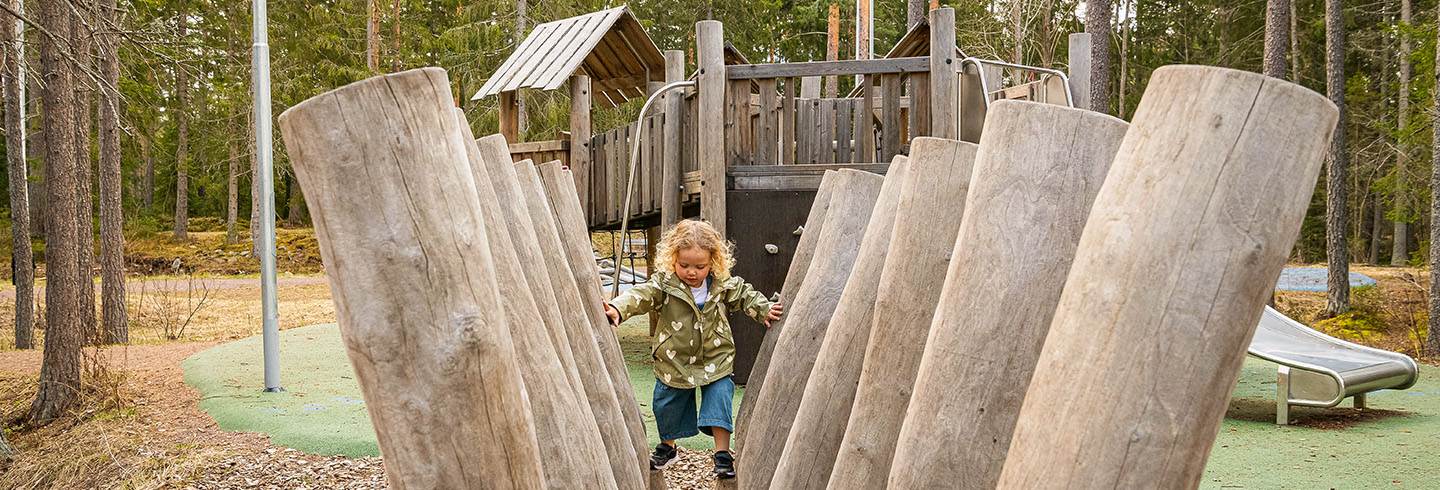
[{"x1": 1248, "y1": 306, "x2": 1420, "y2": 424}]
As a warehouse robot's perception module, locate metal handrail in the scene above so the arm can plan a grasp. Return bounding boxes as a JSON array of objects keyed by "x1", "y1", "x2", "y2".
[
  {"x1": 613, "y1": 79, "x2": 696, "y2": 298},
  {"x1": 958, "y1": 57, "x2": 1074, "y2": 109}
]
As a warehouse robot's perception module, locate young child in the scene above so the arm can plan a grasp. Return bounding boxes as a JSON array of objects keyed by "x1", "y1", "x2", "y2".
[{"x1": 604, "y1": 219, "x2": 783, "y2": 479}]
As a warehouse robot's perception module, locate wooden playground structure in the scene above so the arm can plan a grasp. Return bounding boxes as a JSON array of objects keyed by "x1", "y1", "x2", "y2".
[
  {"x1": 475, "y1": 6, "x2": 1077, "y2": 381},
  {"x1": 274, "y1": 5, "x2": 1349, "y2": 490}
]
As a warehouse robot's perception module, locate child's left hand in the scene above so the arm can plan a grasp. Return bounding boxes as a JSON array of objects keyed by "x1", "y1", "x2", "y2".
[{"x1": 764, "y1": 302, "x2": 784, "y2": 328}]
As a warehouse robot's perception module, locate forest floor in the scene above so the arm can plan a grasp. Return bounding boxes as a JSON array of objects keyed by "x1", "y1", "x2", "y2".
[{"x1": 0, "y1": 262, "x2": 1434, "y2": 488}]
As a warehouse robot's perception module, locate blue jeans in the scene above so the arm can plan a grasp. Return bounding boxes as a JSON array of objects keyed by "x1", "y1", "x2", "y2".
[{"x1": 652, "y1": 376, "x2": 735, "y2": 441}]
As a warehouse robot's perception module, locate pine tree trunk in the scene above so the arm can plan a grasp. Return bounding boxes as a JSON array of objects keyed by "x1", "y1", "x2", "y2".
[
  {"x1": 390, "y1": 0, "x2": 400, "y2": 71},
  {"x1": 1391, "y1": 0, "x2": 1412, "y2": 266},
  {"x1": 366, "y1": 0, "x2": 380, "y2": 72},
  {"x1": 1426, "y1": 1, "x2": 1440, "y2": 357},
  {"x1": 515, "y1": 0, "x2": 527, "y2": 136},
  {"x1": 908, "y1": 0, "x2": 927, "y2": 29},
  {"x1": 173, "y1": 1, "x2": 189, "y2": 241},
  {"x1": 1369, "y1": 195, "x2": 1384, "y2": 264},
  {"x1": 226, "y1": 132, "x2": 239, "y2": 244},
  {"x1": 4, "y1": 0, "x2": 34, "y2": 350},
  {"x1": 140, "y1": 133, "x2": 153, "y2": 211},
  {"x1": 1324, "y1": 0, "x2": 1349, "y2": 317},
  {"x1": 74, "y1": 0, "x2": 98, "y2": 342},
  {"x1": 98, "y1": 0, "x2": 126, "y2": 344},
  {"x1": 1290, "y1": 0, "x2": 1300, "y2": 79},
  {"x1": 27, "y1": 72, "x2": 44, "y2": 240},
  {"x1": 286, "y1": 174, "x2": 307, "y2": 226},
  {"x1": 1265, "y1": 0, "x2": 1290, "y2": 79},
  {"x1": 31, "y1": 0, "x2": 84, "y2": 425},
  {"x1": 1086, "y1": 0, "x2": 1112, "y2": 114},
  {"x1": 1117, "y1": 0, "x2": 1129, "y2": 117}
]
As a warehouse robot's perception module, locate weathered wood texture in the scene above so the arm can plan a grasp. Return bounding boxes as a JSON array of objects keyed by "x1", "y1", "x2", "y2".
[
  {"x1": 727, "y1": 57, "x2": 931, "y2": 79},
  {"x1": 277, "y1": 68, "x2": 544, "y2": 489},
  {"x1": 535, "y1": 161, "x2": 653, "y2": 481},
  {"x1": 1067, "y1": 33, "x2": 1092, "y2": 112},
  {"x1": 571, "y1": 75, "x2": 593, "y2": 218},
  {"x1": 888, "y1": 101, "x2": 1128, "y2": 489},
  {"x1": 732, "y1": 171, "x2": 840, "y2": 452},
  {"x1": 697, "y1": 20, "x2": 726, "y2": 234},
  {"x1": 929, "y1": 8, "x2": 957, "y2": 140},
  {"x1": 467, "y1": 133, "x2": 617, "y2": 490},
  {"x1": 768, "y1": 157, "x2": 911, "y2": 490},
  {"x1": 515, "y1": 162, "x2": 647, "y2": 489},
  {"x1": 826, "y1": 138, "x2": 979, "y2": 490},
  {"x1": 661, "y1": 50, "x2": 685, "y2": 228},
  {"x1": 476, "y1": 135, "x2": 587, "y2": 393},
  {"x1": 737, "y1": 169, "x2": 887, "y2": 490},
  {"x1": 995, "y1": 67, "x2": 1338, "y2": 489}
]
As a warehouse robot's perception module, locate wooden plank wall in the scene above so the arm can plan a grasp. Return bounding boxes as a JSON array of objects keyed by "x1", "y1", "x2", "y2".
[
  {"x1": 728, "y1": 72, "x2": 923, "y2": 167},
  {"x1": 584, "y1": 113, "x2": 668, "y2": 228}
]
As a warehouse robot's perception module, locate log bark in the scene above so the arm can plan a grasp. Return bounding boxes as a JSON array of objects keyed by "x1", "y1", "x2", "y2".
[
  {"x1": 1086, "y1": 0, "x2": 1112, "y2": 114},
  {"x1": 31, "y1": 0, "x2": 84, "y2": 425},
  {"x1": 535, "y1": 162, "x2": 652, "y2": 472},
  {"x1": 73, "y1": 0, "x2": 97, "y2": 340},
  {"x1": 770, "y1": 157, "x2": 912, "y2": 490},
  {"x1": 888, "y1": 102, "x2": 1128, "y2": 489},
  {"x1": 1324, "y1": 0, "x2": 1348, "y2": 316},
  {"x1": 828, "y1": 138, "x2": 979, "y2": 490},
  {"x1": 462, "y1": 131, "x2": 618, "y2": 490},
  {"x1": 1392, "y1": 0, "x2": 1412, "y2": 266},
  {"x1": 4, "y1": 0, "x2": 35, "y2": 349},
  {"x1": 514, "y1": 161, "x2": 647, "y2": 489},
  {"x1": 276, "y1": 67, "x2": 545, "y2": 488},
  {"x1": 737, "y1": 169, "x2": 885, "y2": 490},
  {"x1": 1429, "y1": 1, "x2": 1440, "y2": 358},
  {"x1": 995, "y1": 66, "x2": 1338, "y2": 489},
  {"x1": 173, "y1": 1, "x2": 189, "y2": 240},
  {"x1": 733, "y1": 171, "x2": 840, "y2": 452},
  {"x1": 98, "y1": 0, "x2": 126, "y2": 344},
  {"x1": 1265, "y1": 0, "x2": 1290, "y2": 79}
]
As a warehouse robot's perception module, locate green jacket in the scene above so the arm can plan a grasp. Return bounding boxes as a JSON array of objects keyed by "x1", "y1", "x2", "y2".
[{"x1": 609, "y1": 271, "x2": 774, "y2": 389}]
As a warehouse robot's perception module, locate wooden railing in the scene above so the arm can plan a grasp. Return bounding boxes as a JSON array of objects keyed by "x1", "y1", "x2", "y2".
[
  {"x1": 586, "y1": 113, "x2": 671, "y2": 228},
  {"x1": 509, "y1": 139, "x2": 570, "y2": 167}
]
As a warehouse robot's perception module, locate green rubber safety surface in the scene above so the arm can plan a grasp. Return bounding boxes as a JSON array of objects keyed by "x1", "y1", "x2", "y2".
[{"x1": 185, "y1": 322, "x2": 1439, "y2": 487}]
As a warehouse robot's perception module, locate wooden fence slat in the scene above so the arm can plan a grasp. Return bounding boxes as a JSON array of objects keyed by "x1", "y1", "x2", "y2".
[
  {"x1": 639, "y1": 118, "x2": 651, "y2": 218},
  {"x1": 858, "y1": 76, "x2": 875, "y2": 162},
  {"x1": 783, "y1": 77, "x2": 797, "y2": 164},
  {"x1": 881, "y1": 74, "x2": 902, "y2": 161},
  {"x1": 796, "y1": 98, "x2": 813, "y2": 164},
  {"x1": 726, "y1": 57, "x2": 931, "y2": 79},
  {"x1": 818, "y1": 99, "x2": 834, "y2": 164},
  {"x1": 758, "y1": 79, "x2": 779, "y2": 164},
  {"x1": 835, "y1": 99, "x2": 853, "y2": 164}
]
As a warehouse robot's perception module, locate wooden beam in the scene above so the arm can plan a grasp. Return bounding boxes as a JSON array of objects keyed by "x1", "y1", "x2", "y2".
[
  {"x1": 826, "y1": 3, "x2": 840, "y2": 98},
  {"x1": 929, "y1": 8, "x2": 957, "y2": 139},
  {"x1": 727, "y1": 57, "x2": 932, "y2": 80},
  {"x1": 661, "y1": 50, "x2": 685, "y2": 229},
  {"x1": 509, "y1": 140, "x2": 569, "y2": 153},
  {"x1": 500, "y1": 90, "x2": 521, "y2": 142},
  {"x1": 697, "y1": 20, "x2": 726, "y2": 234},
  {"x1": 1067, "y1": 33, "x2": 1092, "y2": 111},
  {"x1": 570, "y1": 75, "x2": 593, "y2": 220}
]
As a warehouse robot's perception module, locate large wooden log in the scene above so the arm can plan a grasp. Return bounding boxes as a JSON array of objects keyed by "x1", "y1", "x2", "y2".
[
  {"x1": 278, "y1": 68, "x2": 544, "y2": 488},
  {"x1": 475, "y1": 135, "x2": 585, "y2": 385},
  {"x1": 737, "y1": 169, "x2": 888, "y2": 490},
  {"x1": 514, "y1": 162, "x2": 647, "y2": 490},
  {"x1": 769, "y1": 157, "x2": 911, "y2": 489},
  {"x1": 995, "y1": 66, "x2": 1337, "y2": 488},
  {"x1": 824, "y1": 138, "x2": 979, "y2": 490},
  {"x1": 733, "y1": 171, "x2": 840, "y2": 452},
  {"x1": 461, "y1": 130, "x2": 617, "y2": 489},
  {"x1": 887, "y1": 101, "x2": 1128, "y2": 489},
  {"x1": 534, "y1": 162, "x2": 653, "y2": 479}
]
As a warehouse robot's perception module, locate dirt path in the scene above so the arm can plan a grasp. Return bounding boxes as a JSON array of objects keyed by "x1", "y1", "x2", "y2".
[
  {"x1": 0, "y1": 342, "x2": 385, "y2": 488},
  {"x1": 0, "y1": 275, "x2": 329, "y2": 301}
]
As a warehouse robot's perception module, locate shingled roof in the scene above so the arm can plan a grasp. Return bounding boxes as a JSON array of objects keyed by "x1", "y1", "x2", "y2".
[{"x1": 471, "y1": 6, "x2": 664, "y2": 107}]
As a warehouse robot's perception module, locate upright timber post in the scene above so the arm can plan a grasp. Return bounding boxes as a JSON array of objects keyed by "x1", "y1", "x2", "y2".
[
  {"x1": 697, "y1": 20, "x2": 726, "y2": 235},
  {"x1": 570, "y1": 76, "x2": 593, "y2": 220},
  {"x1": 661, "y1": 50, "x2": 685, "y2": 229},
  {"x1": 929, "y1": 8, "x2": 957, "y2": 140},
  {"x1": 500, "y1": 90, "x2": 520, "y2": 142},
  {"x1": 1067, "y1": 33, "x2": 1092, "y2": 112}
]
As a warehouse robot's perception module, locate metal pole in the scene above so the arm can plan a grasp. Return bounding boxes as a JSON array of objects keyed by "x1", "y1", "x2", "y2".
[{"x1": 253, "y1": 0, "x2": 282, "y2": 392}]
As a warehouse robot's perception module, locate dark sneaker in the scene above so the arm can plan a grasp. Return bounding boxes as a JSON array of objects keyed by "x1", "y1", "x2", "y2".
[
  {"x1": 650, "y1": 442, "x2": 679, "y2": 470},
  {"x1": 713, "y1": 450, "x2": 736, "y2": 479}
]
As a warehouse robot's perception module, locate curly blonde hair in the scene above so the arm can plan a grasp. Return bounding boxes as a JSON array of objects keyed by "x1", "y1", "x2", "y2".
[{"x1": 654, "y1": 219, "x2": 735, "y2": 281}]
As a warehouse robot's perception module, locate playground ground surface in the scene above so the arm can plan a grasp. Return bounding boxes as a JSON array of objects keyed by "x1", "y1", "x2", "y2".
[
  {"x1": 182, "y1": 318, "x2": 1438, "y2": 489},
  {"x1": 0, "y1": 265, "x2": 1433, "y2": 488}
]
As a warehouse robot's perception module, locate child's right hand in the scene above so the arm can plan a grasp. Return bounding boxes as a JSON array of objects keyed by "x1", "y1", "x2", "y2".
[{"x1": 603, "y1": 303, "x2": 621, "y2": 328}]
